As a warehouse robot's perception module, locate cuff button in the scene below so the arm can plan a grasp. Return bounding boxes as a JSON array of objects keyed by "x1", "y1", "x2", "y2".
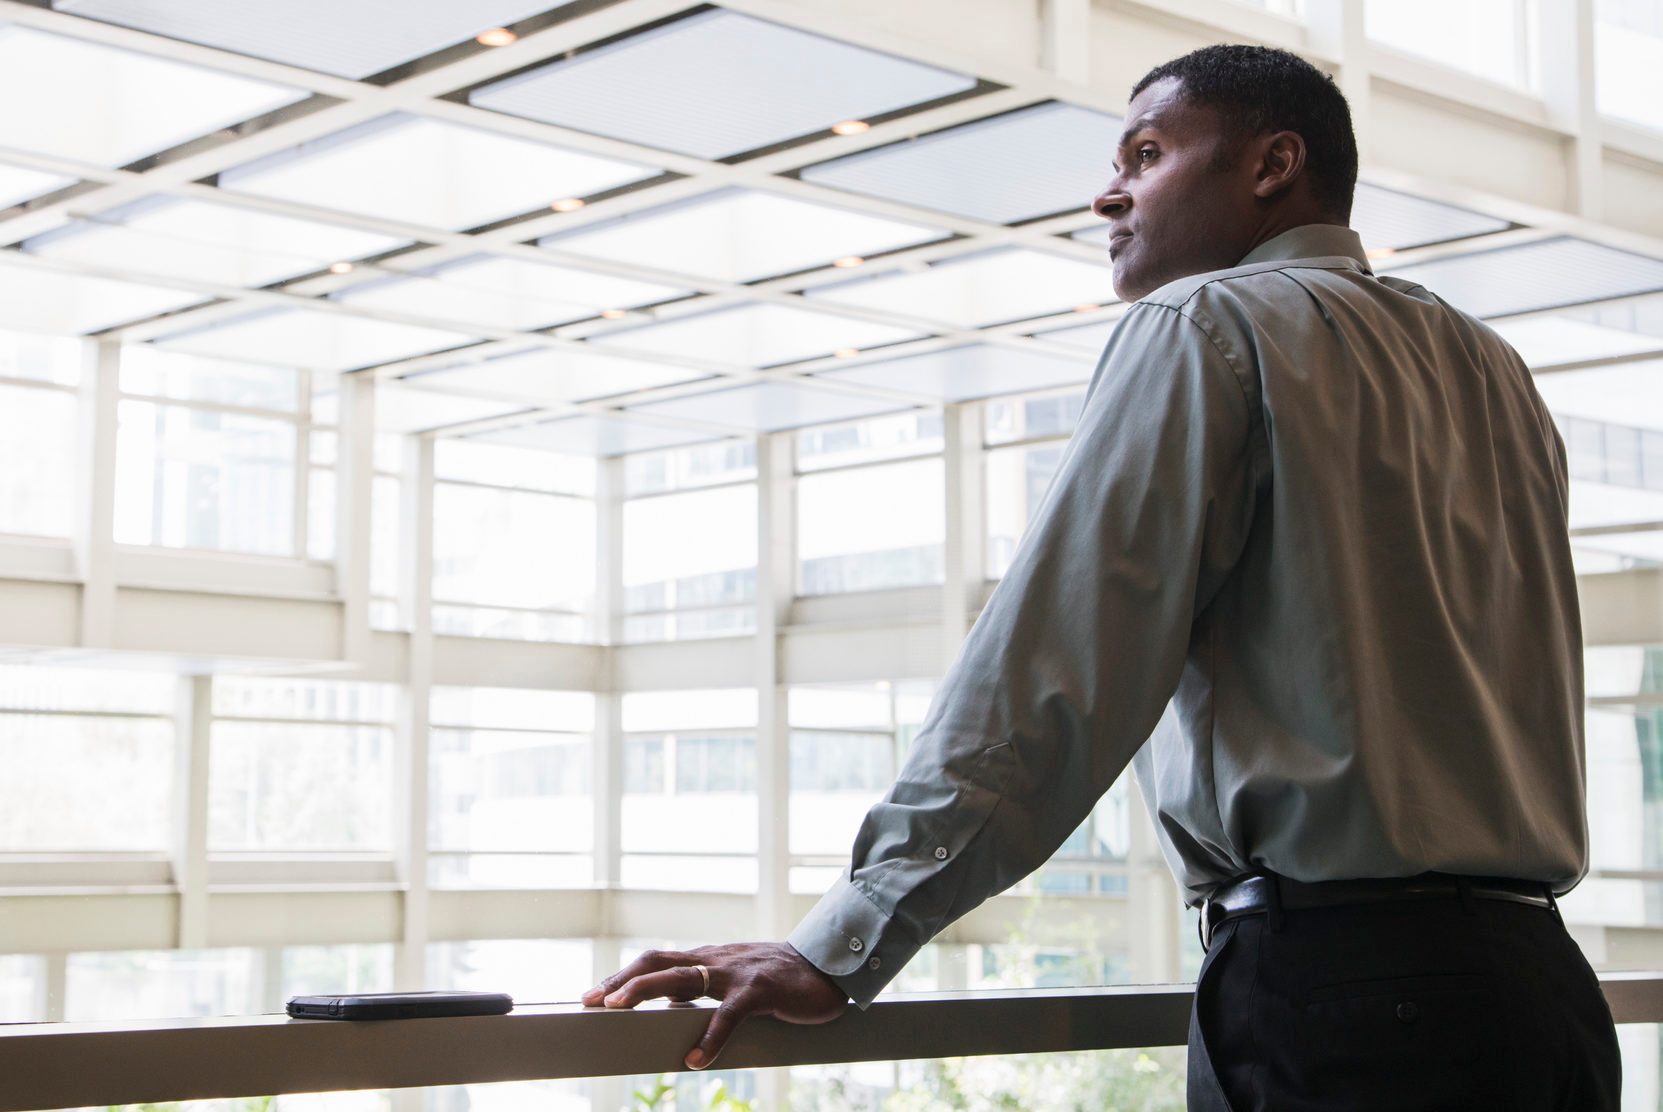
[
  {"x1": 848, "y1": 937, "x2": 864, "y2": 952},
  {"x1": 868, "y1": 957, "x2": 881, "y2": 971},
  {"x1": 934, "y1": 846, "x2": 948, "y2": 860}
]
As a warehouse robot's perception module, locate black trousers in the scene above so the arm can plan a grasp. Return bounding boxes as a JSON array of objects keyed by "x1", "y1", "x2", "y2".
[{"x1": 1186, "y1": 886, "x2": 1622, "y2": 1110}]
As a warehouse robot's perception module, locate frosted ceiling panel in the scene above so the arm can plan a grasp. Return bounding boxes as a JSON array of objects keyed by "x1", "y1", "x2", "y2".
[
  {"x1": 1536, "y1": 360, "x2": 1663, "y2": 430},
  {"x1": 1491, "y1": 317, "x2": 1663, "y2": 368},
  {"x1": 588, "y1": 302, "x2": 923, "y2": 368},
  {"x1": 1030, "y1": 317, "x2": 1119, "y2": 355},
  {"x1": 25, "y1": 197, "x2": 408, "y2": 288},
  {"x1": 0, "y1": 163, "x2": 74, "y2": 209},
  {"x1": 628, "y1": 380, "x2": 907, "y2": 432},
  {"x1": 472, "y1": 414, "x2": 717, "y2": 456},
  {"x1": 1349, "y1": 184, "x2": 1509, "y2": 252},
  {"x1": 1573, "y1": 530, "x2": 1663, "y2": 564},
  {"x1": 1384, "y1": 238, "x2": 1663, "y2": 318},
  {"x1": 469, "y1": 9, "x2": 978, "y2": 159},
  {"x1": 337, "y1": 255, "x2": 690, "y2": 333},
  {"x1": 220, "y1": 114, "x2": 660, "y2": 231},
  {"x1": 154, "y1": 306, "x2": 478, "y2": 371},
  {"x1": 798, "y1": 102, "x2": 1120, "y2": 224},
  {"x1": 805, "y1": 247, "x2": 1112, "y2": 328},
  {"x1": 367, "y1": 384, "x2": 524, "y2": 434},
  {"x1": 540, "y1": 188, "x2": 949, "y2": 284},
  {"x1": 0, "y1": 25, "x2": 304, "y2": 168},
  {"x1": 1566, "y1": 481, "x2": 1663, "y2": 531},
  {"x1": 0, "y1": 257, "x2": 202, "y2": 334},
  {"x1": 55, "y1": 0, "x2": 564, "y2": 79},
  {"x1": 815, "y1": 343, "x2": 1091, "y2": 401},
  {"x1": 405, "y1": 345, "x2": 708, "y2": 405}
]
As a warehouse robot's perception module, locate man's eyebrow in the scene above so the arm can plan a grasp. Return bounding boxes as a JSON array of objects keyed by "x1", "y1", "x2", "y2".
[{"x1": 1114, "y1": 114, "x2": 1163, "y2": 148}]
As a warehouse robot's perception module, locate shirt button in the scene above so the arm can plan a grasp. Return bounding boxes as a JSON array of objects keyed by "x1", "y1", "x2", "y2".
[
  {"x1": 1396, "y1": 1001, "x2": 1419, "y2": 1023},
  {"x1": 848, "y1": 937, "x2": 864, "y2": 952},
  {"x1": 934, "y1": 846, "x2": 948, "y2": 860},
  {"x1": 868, "y1": 957, "x2": 881, "y2": 971}
]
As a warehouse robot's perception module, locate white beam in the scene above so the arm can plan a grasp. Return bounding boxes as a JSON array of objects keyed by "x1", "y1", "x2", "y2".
[
  {"x1": 393, "y1": 435, "x2": 435, "y2": 991},
  {"x1": 334, "y1": 374, "x2": 376, "y2": 668},
  {"x1": 170, "y1": 676, "x2": 212, "y2": 951},
  {"x1": 755, "y1": 433, "x2": 795, "y2": 940},
  {"x1": 73, "y1": 340, "x2": 119, "y2": 649}
]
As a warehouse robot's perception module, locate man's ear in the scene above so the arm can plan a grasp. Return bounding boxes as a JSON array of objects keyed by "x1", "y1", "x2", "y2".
[{"x1": 1253, "y1": 130, "x2": 1306, "y2": 199}]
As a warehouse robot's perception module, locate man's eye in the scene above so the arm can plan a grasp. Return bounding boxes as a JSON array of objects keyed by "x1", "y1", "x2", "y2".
[{"x1": 1138, "y1": 147, "x2": 1158, "y2": 163}]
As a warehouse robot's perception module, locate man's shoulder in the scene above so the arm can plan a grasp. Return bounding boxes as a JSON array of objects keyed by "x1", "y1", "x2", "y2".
[{"x1": 1134, "y1": 254, "x2": 1363, "y2": 316}]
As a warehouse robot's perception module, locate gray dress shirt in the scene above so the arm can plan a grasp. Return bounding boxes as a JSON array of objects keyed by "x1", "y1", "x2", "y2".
[{"x1": 788, "y1": 224, "x2": 1588, "y2": 1008}]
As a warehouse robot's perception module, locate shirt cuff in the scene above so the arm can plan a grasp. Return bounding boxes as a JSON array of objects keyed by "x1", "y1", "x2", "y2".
[{"x1": 786, "y1": 872, "x2": 922, "y2": 1010}]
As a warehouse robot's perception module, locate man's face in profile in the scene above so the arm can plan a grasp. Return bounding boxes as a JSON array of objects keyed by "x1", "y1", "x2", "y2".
[{"x1": 1094, "y1": 77, "x2": 1262, "y2": 303}]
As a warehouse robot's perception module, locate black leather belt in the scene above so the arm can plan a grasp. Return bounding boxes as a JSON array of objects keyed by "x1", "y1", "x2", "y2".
[{"x1": 1199, "y1": 872, "x2": 1559, "y2": 951}]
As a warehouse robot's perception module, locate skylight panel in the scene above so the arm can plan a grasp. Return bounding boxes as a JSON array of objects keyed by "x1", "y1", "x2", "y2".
[
  {"x1": 1029, "y1": 317, "x2": 1119, "y2": 355},
  {"x1": 471, "y1": 414, "x2": 718, "y2": 457},
  {"x1": 25, "y1": 197, "x2": 408, "y2": 289},
  {"x1": 0, "y1": 163, "x2": 74, "y2": 209},
  {"x1": 404, "y1": 345, "x2": 708, "y2": 406},
  {"x1": 153, "y1": 306, "x2": 478, "y2": 372},
  {"x1": 1566, "y1": 481, "x2": 1663, "y2": 531},
  {"x1": 1571, "y1": 529, "x2": 1663, "y2": 565},
  {"x1": 1349, "y1": 184, "x2": 1509, "y2": 252},
  {"x1": 814, "y1": 343, "x2": 1090, "y2": 402},
  {"x1": 540, "y1": 188, "x2": 950, "y2": 284},
  {"x1": 54, "y1": 0, "x2": 563, "y2": 79},
  {"x1": 1384, "y1": 237, "x2": 1663, "y2": 318},
  {"x1": 0, "y1": 25, "x2": 303, "y2": 168},
  {"x1": 336, "y1": 255, "x2": 690, "y2": 333},
  {"x1": 588, "y1": 303, "x2": 924, "y2": 368},
  {"x1": 1491, "y1": 317, "x2": 1663, "y2": 368},
  {"x1": 0, "y1": 257, "x2": 203, "y2": 334},
  {"x1": 310, "y1": 382, "x2": 525, "y2": 432},
  {"x1": 805, "y1": 247, "x2": 1112, "y2": 328},
  {"x1": 219, "y1": 114, "x2": 661, "y2": 232},
  {"x1": 1536, "y1": 360, "x2": 1663, "y2": 430},
  {"x1": 798, "y1": 102, "x2": 1120, "y2": 224},
  {"x1": 468, "y1": 8, "x2": 978, "y2": 160},
  {"x1": 628, "y1": 381, "x2": 908, "y2": 433}
]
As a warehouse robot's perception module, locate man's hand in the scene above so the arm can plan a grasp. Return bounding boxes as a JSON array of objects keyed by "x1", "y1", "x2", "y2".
[{"x1": 582, "y1": 941, "x2": 848, "y2": 1070}]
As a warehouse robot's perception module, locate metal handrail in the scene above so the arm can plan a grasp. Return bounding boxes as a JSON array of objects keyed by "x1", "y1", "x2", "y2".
[{"x1": 3, "y1": 974, "x2": 1662, "y2": 1111}]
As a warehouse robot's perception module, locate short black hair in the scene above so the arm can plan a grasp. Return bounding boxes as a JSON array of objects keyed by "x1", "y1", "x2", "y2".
[{"x1": 1131, "y1": 44, "x2": 1358, "y2": 219}]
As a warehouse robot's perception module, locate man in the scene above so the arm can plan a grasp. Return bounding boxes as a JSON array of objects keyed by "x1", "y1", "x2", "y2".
[{"x1": 585, "y1": 44, "x2": 1622, "y2": 1109}]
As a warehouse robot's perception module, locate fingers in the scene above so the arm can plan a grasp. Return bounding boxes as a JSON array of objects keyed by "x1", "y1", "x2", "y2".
[
  {"x1": 686, "y1": 993, "x2": 756, "y2": 1071},
  {"x1": 601, "y1": 965, "x2": 710, "y2": 1009},
  {"x1": 581, "y1": 948, "x2": 693, "y2": 1006}
]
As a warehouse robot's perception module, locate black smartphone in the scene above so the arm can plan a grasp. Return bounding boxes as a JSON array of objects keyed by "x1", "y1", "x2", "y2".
[{"x1": 286, "y1": 990, "x2": 514, "y2": 1020}]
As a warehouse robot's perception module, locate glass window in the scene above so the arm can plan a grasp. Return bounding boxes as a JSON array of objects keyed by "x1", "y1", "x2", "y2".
[
  {"x1": 0, "y1": 664, "x2": 174, "y2": 852},
  {"x1": 798, "y1": 457, "x2": 945, "y2": 594},
  {"x1": 427, "y1": 938, "x2": 593, "y2": 1004},
  {"x1": 797, "y1": 409, "x2": 943, "y2": 472},
  {"x1": 0, "y1": 329, "x2": 78, "y2": 386},
  {"x1": 280, "y1": 943, "x2": 395, "y2": 999},
  {"x1": 210, "y1": 678, "x2": 395, "y2": 852},
  {"x1": 986, "y1": 441, "x2": 1068, "y2": 579},
  {"x1": 983, "y1": 389, "x2": 1085, "y2": 446},
  {"x1": 114, "y1": 399, "x2": 297, "y2": 555},
  {"x1": 1597, "y1": 0, "x2": 1663, "y2": 132},
  {"x1": 0, "y1": 955, "x2": 40, "y2": 1022},
  {"x1": 1364, "y1": 0, "x2": 1533, "y2": 88},
  {"x1": 623, "y1": 484, "x2": 757, "y2": 642},
  {"x1": 429, "y1": 686, "x2": 595, "y2": 889},
  {"x1": 0, "y1": 382, "x2": 75, "y2": 538},
  {"x1": 624, "y1": 439, "x2": 756, "y2": 496},
  {"x1": 121, "y1": 346, "x2": 299, "y2": 412},
  {"x1": 432, "y1": 482, "x2": 596, "y2": 627},
  {"x1": 64, "y1": 948, "x2": 258, "y2": 1022}
]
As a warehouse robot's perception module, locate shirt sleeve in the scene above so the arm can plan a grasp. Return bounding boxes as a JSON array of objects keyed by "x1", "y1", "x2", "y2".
[{"x1": 786, "y1": 302, "x2": 1264, "y2": 1008}]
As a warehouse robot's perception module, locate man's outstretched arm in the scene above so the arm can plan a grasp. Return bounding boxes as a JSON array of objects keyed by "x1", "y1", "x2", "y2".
[{"x1": 585, "y1": 302, "x2": 1263, "y2": 1066}]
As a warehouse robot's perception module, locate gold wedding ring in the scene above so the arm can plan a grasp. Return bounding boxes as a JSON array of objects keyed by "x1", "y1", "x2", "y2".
[{"x1": 694, "y1": 964, "x2": 711, "y2": 996}]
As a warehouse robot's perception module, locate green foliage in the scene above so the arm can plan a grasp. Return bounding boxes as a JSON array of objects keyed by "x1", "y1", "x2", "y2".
[
  {"x1": 103, "y1": 1098, "x2": 274, "y2": 1112},
  {"x1": 627, "y1": 1074, "x2": 756, "y2": 1111}
]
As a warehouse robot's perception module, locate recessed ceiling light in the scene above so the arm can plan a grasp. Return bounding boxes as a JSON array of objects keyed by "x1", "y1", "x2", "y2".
[
  {"x1": 833, "y1": 347, "x2": 859, "y2": 358},
  {"x1": 1367, "y1": 246, "x2": 1397, "y2": 260},
  {"x1": 832, "y1": 120, "x2": 871, "y2": 136},
  {"x1": 600, "y1": 308, "x2": 627, "y2": 319},
  {"x1": 476, "y1": 28, "x2": 518, "y2": 47},
  {"x1": 1073, "y1": 302, "x2": 1098, "y2": 313},
  {"x1": 329, "y1": 261, "x2": 355, "y2": 275},
  {"x1": 832, "y1": 255, "x2": 865, "y2": 269},
  {"x1": 551, "y1": 197, "x2": 586, "y2": 213}
]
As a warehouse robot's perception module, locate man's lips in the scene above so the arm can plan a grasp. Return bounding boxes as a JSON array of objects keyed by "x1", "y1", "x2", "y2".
[{"x1": 1108, "y1": 231, "x2": 1132, "y2": 256}]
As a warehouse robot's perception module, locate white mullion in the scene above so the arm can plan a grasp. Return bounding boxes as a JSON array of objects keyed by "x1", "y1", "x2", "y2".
[
  {"x1": 73, "y1": 339, "x2": 120, "y2": 649},
  {"x1": 755, "y1": 433, "x2": 795, "y2": 940},
  {"x1": 941, "y1": 403, "x2": 984, "y2": 666},
  {"x1": 1539, "y1": 0, "x2": 1603, "y2": 219},
  {"x1": 393, "y1": 435, "x2": 435, "y2": 992},
  {"x1": 593, "y1": 457, "x2": 625, "y2": 892},
  {"x1": 172, "y1": 676, "x2": 213, "y2": 951},
  {"x1": 334, "y1": 373, "x2": 376, "y2": 668}
]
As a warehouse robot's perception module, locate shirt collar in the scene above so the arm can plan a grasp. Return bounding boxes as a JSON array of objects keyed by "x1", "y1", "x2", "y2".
[{"x1": 1237, "y1": 224, "x2": 1372, "y2": 273}]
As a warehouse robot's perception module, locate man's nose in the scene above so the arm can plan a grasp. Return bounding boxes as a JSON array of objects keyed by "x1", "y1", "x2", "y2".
[{"x1": 1092, "y1": 184, "x2": 1130, "y2": 220}]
